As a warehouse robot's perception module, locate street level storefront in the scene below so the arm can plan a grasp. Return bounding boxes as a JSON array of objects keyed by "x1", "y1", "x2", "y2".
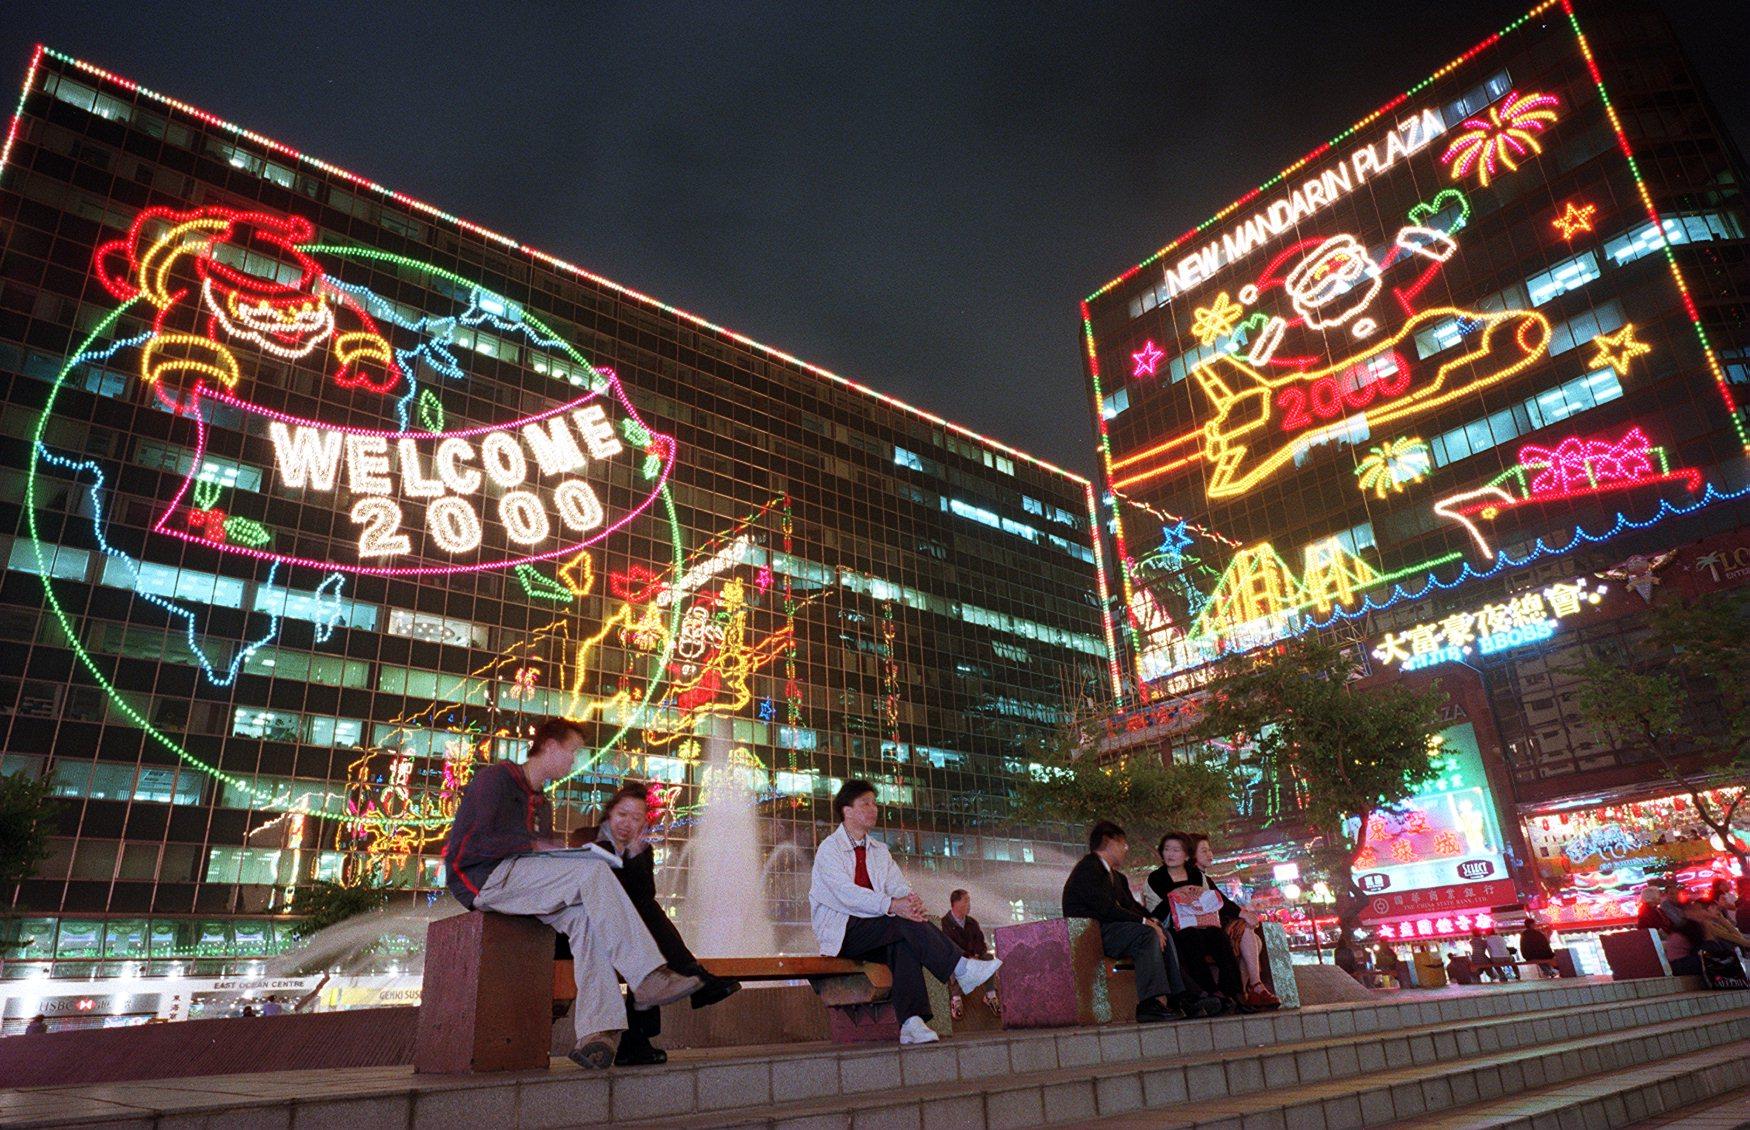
[{"x1": 1522, "y1": 785, "x2": 1747, "y2": 930}]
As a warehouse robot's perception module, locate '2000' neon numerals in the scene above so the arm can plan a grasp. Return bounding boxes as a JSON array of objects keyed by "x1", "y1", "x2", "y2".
[{"x1": 1275, "y1": 352, "x2": 1413, "y2": 432}]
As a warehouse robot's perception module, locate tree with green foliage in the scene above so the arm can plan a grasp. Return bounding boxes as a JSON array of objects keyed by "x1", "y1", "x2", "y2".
[
  {"x1": 1014, "y1": 705, "x2": 1237, "y2": 860},
  {"x1": 0, "y1": 771, "x2": 56, "y2": 895},
  {"x1": 1569, "y1": 587, "x2": 1750, "y2": 870},
  {"x1": 1193, "y1": 635, "x2": 1448, "y2": 947},
  {"x1": 286, "y1": 879, "x2": 392, "y2": 941}
]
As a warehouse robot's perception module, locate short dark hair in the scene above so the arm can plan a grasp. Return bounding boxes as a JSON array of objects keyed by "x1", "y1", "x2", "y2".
[
  {"x1": 834, "y1": 778, "x2": 877, "y2": 821},
  {"x1": 1089, "y1": 820, "x2": 1126, "y2": 853},
  {"x1": 1156, "y1": 831, "x2": 1191, "y2": 859},
  {"x1": 950, "y1": 889, "x2": 969, "y2": 905},
  {"x1": 528, "y1": 717, "x2": 587, "y2": 756},
  {"x1": 604, "y1": 779, "x2": 648, "y2": 817}
]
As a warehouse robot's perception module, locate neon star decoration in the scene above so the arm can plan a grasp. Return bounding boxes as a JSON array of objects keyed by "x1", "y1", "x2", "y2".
[
  {"x1": 1131, "y1": 339, "x2": 1166, "y2": 378},
  {"x1": 1441, "y1": 90, "x2": 1562, "y2": 188},
  {"x1": 1156, "y1": 520, "x2": 1195, "y2": 561},
  {"x1": 1354, "y1": 438, "x2": 1433, "y2": 499},
  {"x1": 1551, "y1": 200, "x2": 1599, "y2": 240},
  {"x1": 1190, "y1": 291, "x2": 1245, "y2": 347},
  {"x1": 1587, "y1": 323, "x2": 1652, "y2": 378}
]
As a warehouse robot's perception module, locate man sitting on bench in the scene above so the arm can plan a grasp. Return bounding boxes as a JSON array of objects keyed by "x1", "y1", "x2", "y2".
[
  {"x1": 442, "y1": 717, "x2": 703, "y2": 1069},
  {"x1": 809, "y1": 779, "x2": 1002, "y2": 1045},
  {"x1": 1063, "y1": 820, "x2": 1224, "y2": 1023}
]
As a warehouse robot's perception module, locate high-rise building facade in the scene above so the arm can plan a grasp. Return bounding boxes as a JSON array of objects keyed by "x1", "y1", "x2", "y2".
[
  {"x1": 1080, "y1": 0, "x2": 1748, "y2": 945},
  {"x1": 0, "y1": 47, "x2": 1111, "y2": 983}
]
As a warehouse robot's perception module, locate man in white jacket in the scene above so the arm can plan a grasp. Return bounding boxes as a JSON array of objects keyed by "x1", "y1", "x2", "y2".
[{"x1": 810, "y1": 779, "x2": 1002, "y2": 1045}]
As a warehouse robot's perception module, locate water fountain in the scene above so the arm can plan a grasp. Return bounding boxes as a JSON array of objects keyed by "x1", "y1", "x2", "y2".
[{"x1": 675, "y1": 739, "x2": 778, "y2": 956}]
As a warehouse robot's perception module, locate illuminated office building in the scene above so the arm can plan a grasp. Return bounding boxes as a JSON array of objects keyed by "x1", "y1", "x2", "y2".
[
  {"x1": 0, "y1": 48, "x2": 1111, "y2": 978},
  {"x1": 1080, "y1": 1, "x2": 1749, "y2": 935}
]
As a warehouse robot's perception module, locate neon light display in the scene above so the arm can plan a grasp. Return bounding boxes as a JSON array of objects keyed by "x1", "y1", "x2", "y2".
[
  {"x1": 1355, "y1": 438, "x2": 1432, "y2": 499},
  {"x1": 1371, "y1": 576, "x2": 1604, "y2": 672},
  {"x1": 1434, "y1": 425, "x2": 1700, "y2": 559},
  {"x1": 1440, "y1": 90, "x2": 1561, "y2": 187},
  {"x1": 1586, "y1": 323, "x2": 1652, "y2": 378},
  {"x1": 1551, "y1": 200, "x2": 1599, "y2": 240},
  {"x1": 22, "y1": 204, "x2": 689, "y2": 813},
  {"x1": 1131, "y1": 339, "x2": 1165, "y2": 378},
  {"x1": 1082, "y1": 0, "x2": 1750, "y2": 695},
  {"x1": 1525, "y1": 788, "x2": 1747, "y2": 929},
  {"x1": 1354, "y1": 724, "x2": 1514, "y2": 925},
  {"x1": 1113, "y1": 206, "x2": 1553, "y2": 498}
]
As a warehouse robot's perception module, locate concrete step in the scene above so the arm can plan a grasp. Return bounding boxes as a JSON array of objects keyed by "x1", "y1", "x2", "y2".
[
  {"x1": 606, "y1": 991, "x2": 1750, "y2": 1128},
  {"x1": 1403, "y1": 1039, "x2": 1750, "y2": 1129},
  {"x1": 593, "y1": 977, "x2": 1710, "y2": 1124},
  {"x1": 4, "y1": 978, "x2": 1737, "y2": 1130},
  {"x1": 1632, "y1": 1079, "x2": 1750, "y2": 1129}
]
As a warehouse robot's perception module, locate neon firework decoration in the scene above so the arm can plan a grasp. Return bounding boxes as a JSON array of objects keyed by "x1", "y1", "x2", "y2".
[
  {"x1": 1440, "y1": 90, "x2": 1562, "y2": 187},
  {"x1": 1355, "y1": 438, "x2": 1433, "y2": 499},
  {"x1": 1433, "y1": 425, "x2": 1701, "y2": 559}
]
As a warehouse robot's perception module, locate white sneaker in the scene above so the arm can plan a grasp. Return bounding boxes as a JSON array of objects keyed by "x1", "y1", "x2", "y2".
[
  {"x1": 899, "y1": 1016, "x2": 940, "y2": 1045},
  {"x1": 953, "y1": 956, "x2": 1002, "y2": 994}
]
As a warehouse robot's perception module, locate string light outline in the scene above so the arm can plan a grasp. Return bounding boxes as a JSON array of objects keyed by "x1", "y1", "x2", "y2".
[{"x1": 10, "y1": 47, "x2": 1088, "y2": 487}]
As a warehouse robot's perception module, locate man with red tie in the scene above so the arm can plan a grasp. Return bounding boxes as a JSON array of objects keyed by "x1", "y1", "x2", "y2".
[{"x1": 809, "y1": 779, "x2": 1002, "y2": 1044}]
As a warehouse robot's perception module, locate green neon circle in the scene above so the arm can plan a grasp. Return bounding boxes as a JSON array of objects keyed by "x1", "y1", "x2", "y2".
[{"x1": 28, "y1": 252, "x2": 686, "y2": 821}]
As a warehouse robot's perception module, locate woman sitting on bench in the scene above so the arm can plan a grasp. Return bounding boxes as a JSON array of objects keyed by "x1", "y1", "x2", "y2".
[
  {"x1": 1147, "y1": 833, "x2": 1244, "y2": 1013},
  {"x1": 1191, "y1": 834, "x2": 1281, "y2": 1010},
  {"x1": 572, "y1": 781, "x2": 742, "y2": 1066}
]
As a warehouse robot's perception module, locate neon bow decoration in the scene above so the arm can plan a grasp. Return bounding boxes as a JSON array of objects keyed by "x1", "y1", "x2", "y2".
[{"x1": 1433, "y1": 425, "x2": 1701, "y2": 559}]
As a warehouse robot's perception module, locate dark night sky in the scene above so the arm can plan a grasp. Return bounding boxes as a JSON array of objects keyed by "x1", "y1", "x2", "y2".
[{"x1": 4, "y1": 2, "x2": 1746, "y2": 479}]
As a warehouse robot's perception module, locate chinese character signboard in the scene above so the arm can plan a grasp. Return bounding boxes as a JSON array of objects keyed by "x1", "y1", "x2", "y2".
[{"x1": 1355, "y1": 723, "x2": 1516, "y2": 922}]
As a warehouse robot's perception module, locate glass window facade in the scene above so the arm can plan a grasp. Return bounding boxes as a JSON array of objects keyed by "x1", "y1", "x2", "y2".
[{"x1": 0, "y1": 50, "x2": 1111, "y2": 957}]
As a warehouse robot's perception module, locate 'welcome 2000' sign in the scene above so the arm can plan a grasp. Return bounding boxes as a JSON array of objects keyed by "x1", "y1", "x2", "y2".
[
  {"x1": 85, "y1": 205, "x2": 676, "y2": 577},
  {"x1": 24, "y1": 203, "x2": 686, "y2": 814}
]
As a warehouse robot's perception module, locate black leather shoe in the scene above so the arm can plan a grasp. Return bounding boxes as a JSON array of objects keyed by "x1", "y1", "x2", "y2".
[
  {"x1": 690, "y1": 976, "x2": 742, "y2": 1009},
  {"x1": 614, "y1": 1042, "x2": 668, "y2": 1067},
  {"x1": 1135, "y1": 1002, "x2": 1180, "y2": 1023}
]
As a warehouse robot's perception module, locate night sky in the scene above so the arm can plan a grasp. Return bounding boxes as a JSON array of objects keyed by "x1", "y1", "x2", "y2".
[{"x1": 4, "y1": 2, "x2": 1745, "y2": 478}]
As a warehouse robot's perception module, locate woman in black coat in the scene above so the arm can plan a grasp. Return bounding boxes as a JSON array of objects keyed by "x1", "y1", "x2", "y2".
[
  {"x1": 570, "y1": 781, "x2": 740, "y2": 1065},
  {"x1": 1147, "y1": 832, "x2": 1246, "y2": 1011}
]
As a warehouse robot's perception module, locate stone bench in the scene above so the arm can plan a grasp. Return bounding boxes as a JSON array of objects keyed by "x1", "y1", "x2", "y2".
[
  {"x1": 1601, "y1": 928, "x2": 1672, "y2": 980},
  {"x1": 991, "y1": 917, "x2": 1302, "y2": 1029},
  {"x1": 554, "y1": 947, "x2": 953, "y2": 1046},
  {"x1": 990, "y1": 918, "x2": 1138, "y2": 1029}
]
